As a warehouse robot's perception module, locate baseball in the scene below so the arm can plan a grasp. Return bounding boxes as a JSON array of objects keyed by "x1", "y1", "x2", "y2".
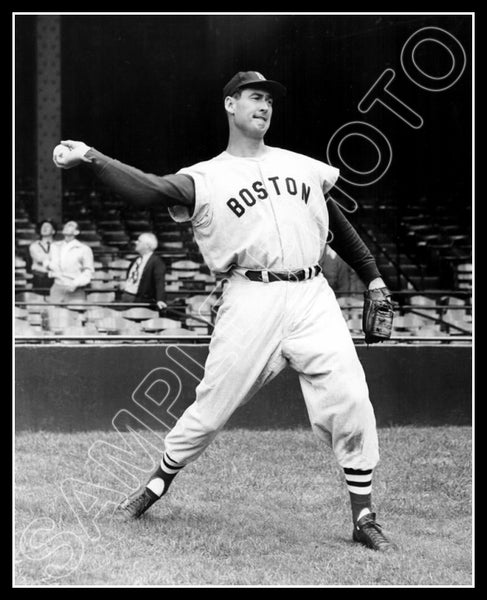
[{"x1": 53, "y1": 144, "x2": 69, "y2": 162}]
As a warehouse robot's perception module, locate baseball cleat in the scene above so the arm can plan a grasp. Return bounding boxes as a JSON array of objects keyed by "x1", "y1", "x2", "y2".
[
  {"x1": 117, "y1": 487, "x2": 159, "y2": 520},
  {"x1": 352, "y1": 512, "x2": 397, "y2": 552}
]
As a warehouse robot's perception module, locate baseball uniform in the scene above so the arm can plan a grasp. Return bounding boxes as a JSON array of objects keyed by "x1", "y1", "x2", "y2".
[
  {"x1": 85, "y1": 146, "x2": 380, "y2": 470},
  {"x1": 163, "y1": 147, "x2": 379, "y2": 470},
  {"x1": 55, "y1": 72, "x2": 396, "y2": 550}
]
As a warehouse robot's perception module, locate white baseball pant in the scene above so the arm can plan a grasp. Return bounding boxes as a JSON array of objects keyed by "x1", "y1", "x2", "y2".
[{"x1": 164, "y1": 273, "x2": 379, "y2": 470}]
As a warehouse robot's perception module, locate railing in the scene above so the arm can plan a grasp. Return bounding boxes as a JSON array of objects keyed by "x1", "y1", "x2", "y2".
[{"x1": 15, "y1": 300, "x2": 472, "y2": 344}]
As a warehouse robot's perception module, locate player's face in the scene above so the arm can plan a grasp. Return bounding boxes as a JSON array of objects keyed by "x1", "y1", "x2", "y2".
[{"x1": 232, "y1": 88, "x2": 274, "y2": 138}]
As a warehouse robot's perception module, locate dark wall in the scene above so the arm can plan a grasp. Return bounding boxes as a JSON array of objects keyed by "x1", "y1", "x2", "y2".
[
  {"x1": 15, "y1": 14, "x2": 472, "y2": 208},
  {"x1": 15, "y1": 344, "x2": 472, "y2": 431}
]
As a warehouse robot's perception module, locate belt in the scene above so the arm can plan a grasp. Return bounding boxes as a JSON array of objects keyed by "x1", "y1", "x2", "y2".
[{"x1": 244, "y1": 265, "x2": 322, "y2": 283}]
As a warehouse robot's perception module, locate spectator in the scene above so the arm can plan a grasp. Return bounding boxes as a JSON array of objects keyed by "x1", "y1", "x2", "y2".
[
  {"x1": 319, "y1": 245, "x2": 366, "y2": 294},
  {"x1": 47, "y1": 220, "x2": 95, "y2": 303},
  {"x1": 120, "y1": 232, "x2": 167, "y2": 310},
  {"x1": 28, "y1": 219, "x2": 57, "y2": 291}
]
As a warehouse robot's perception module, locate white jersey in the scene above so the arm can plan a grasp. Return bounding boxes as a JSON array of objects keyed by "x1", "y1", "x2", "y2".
[{"x1": 169, "y1": 147, "x2": 339, "y2": 274}]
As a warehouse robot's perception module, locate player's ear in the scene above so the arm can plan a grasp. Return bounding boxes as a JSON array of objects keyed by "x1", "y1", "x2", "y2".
[{"x1": 224, "y1": 96, "x2": 235, "y2": 115}]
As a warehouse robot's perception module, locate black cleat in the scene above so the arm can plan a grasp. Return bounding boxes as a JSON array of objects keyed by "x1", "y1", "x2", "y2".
[
  {"x1": 117, "y1": 487, "x2": 159, "y2": 520},
  {"x1": 352, "y1": 512, "x2": 397, "y2": 552}
]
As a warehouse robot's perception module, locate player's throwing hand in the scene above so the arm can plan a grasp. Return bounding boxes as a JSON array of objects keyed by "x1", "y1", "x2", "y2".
[{"x1": 52, "y1": 140, "x2": 92, "y2": 169}]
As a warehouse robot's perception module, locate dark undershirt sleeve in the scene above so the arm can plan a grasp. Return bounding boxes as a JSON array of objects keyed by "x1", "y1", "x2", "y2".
[
  {"x1": 326, "y1": 196, "x2": 382, "y2": 286},
  {"x1": 84, "y1": 148, "x2": 196, "y2": 214}
]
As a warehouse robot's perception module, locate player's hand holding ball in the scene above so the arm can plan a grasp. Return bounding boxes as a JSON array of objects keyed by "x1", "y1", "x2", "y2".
[{"x1": 52, "y1": 140, "x2": 92, "y2": 169}]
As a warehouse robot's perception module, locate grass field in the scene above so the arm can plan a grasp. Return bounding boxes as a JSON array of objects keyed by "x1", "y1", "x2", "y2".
[{"x1": 14, "y1": 426, "x2": 472, "y2": 587}]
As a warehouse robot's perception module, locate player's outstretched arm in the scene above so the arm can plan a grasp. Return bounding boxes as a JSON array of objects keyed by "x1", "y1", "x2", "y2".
[
  {"x1": 53, "y1": 140, "x2": 92, "y2": 169},
  {"x1": 52, "y1": 140, "x2": 195, "y2": 211}
]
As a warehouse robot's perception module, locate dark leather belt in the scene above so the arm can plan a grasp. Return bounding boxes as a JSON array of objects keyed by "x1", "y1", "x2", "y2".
[{"x1": 244, "y1": 265, "x2": 322, "y2": 283}]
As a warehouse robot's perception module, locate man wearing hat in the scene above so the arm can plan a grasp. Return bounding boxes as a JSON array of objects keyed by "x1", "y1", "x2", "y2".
[{"x1": 52, "y1": 71, "x2": 395, "y2": 552}]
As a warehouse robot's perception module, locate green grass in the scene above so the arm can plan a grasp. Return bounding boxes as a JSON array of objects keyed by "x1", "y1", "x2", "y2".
[{"x1": 14, "y1": 427, "x2": 472, "y2": 586}]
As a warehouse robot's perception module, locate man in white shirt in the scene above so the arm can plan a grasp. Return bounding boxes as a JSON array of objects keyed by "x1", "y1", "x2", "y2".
[
  {"x1": 47, "y1": 220, "x2": 95, "y2": 303},
  {"x1": 120, "y1": 232, "x2": 167, "y2": 310},
  {"x1": 28, "y1": 219, "x2": 57, "y2": 291}
]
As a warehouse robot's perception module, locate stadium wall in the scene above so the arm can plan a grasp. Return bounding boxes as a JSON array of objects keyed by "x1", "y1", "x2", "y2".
[{"x1": 15, "y1": 344, "x2": 472, "y2": 431}]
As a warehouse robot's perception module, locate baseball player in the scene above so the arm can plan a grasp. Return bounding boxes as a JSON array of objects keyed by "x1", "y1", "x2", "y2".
[{"x1": 53, "y1": 71, "x2": 395, "y2": 552}]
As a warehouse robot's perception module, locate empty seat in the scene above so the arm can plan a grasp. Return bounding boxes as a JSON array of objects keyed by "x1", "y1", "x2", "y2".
[
  {"x1": 15, "y1": 319, "x2": 37, "y2": 336},
  {"x1": 141, "y1": 317, "x2": 182, "y2": 332},
  {"x1": 77, "y1": 232, "x2": 103, "y2": 247},
  {"x1": 441, "y1": 295, "x2": 466, "y2": 306},
  {"x1": 158, "y1": 327, "x2": 195, "y2": 336},
  {"x1": 86, "y1": 292, "x2": 116, "y2": 303},
  {"x1": 16, "y1": 291, "x2": 46, "y2": 303},
  {"x1": 456, "y1": 263, "x2": 472, "y2": 290},
  {"x1": 121, "y1": 307, "x2": 159, "y2": 321},
  {"x1": 90, "y1": 280, "x2": 116, "y2": 291},
  {"x1": 103, "y1": 232, "x2": 130, "y2": 245},
  {"x1": 108, "y1": 258, "x2": 132, "y2": 270},
  {"x1": 347, "y1": 318, "x2": 362, "y2": 334},
  {"x1": 170, "y1": 259, "x2": 201, "y2": 274},
  {"x1": 15, "y1": 231, "x2": 37, "y2": 246},
  {"x1": 96, "y1": 317, "x2": 139, "y2": 334},
  {"x1": 98, "y1": 221, "x2": 126, "y2": 231},
  {"x1": 402, "y1": 312, "x2": 431, "y2": 330},
  {"x1": 185, "y1": 294, "x2": 219, "y2": 313},
  {"x1": 62, "y1": 325, "x2": 90, "y2": 337},
  {"x1": 15, "y1": 256, "x2": 27, "y2": 268},
  {"x1": 15, "y1": 306, "x2": 29, "y2": 319},
  {"x1": 409, "y1": 295, "x2": 437, "y2": 307},
  {"x1": 45, "y1": 306, "x2": 81, "y2": 333},
  {"x1": 85, "y1": 307, "x2": 121, "y2": 322}
]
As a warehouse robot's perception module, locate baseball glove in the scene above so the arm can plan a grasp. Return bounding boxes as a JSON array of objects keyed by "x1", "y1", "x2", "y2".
[{"x1": 362, "y1": 287, "x2": 394, "y2": 344}]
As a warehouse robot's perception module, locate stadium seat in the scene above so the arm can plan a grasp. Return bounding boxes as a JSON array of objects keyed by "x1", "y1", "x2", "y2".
[
  {"x1": 15, "y1": 319, "x2": 37, "y2": 337},
  {"x1": 15, "y1": 230, "x2": 37, "y2": 246},
  {"x1": 346, "y1": 318, "x2": 362, "y2": 334},
  {"x1": 16, "y1": 291, "x2": 46, "y2": 303},
  {"x1": 409, "y1": 295, "x2": 437, "y2": 307},
  {"x1": 90, "y1": 280, "x2": 116, "y2": 291},
  {"x1": 402, "y1": 312, "x2": 430, "y2": 331},
  {"x1": 103, "y1": 231, "x2": 131, "y2": 246},
  {"x1": 86, "y1": 292, "x2": 116, "y2": 303},
  {"x1": 95, "y1": 317, "x2": 139, "y2": 334},
  {"x1": 15, "y1": 256, "x2": 27, "y2": 268},
  {"x1": 92, "y1": 270, "x2": 114, "y2": 281},
  {"x1": 414, "y1": 325, "x2": 443, "y2": 338},
  {"x1": 121, "y1": 307, "x2": 159, "y2": 321},
  {"x1": 77, "y1": 232, "x2": 103, "y2": 247},
  {"x1": 98, "y1": 221, "x2": 126, "y2": 231},
  {"x1": 108, "y1": 258, "x2": 132, "y2": 270},
  {"x1": 85, "y1": 307, "x2": 121, "y2": 322},
  {"x1": 62, "y1": 325, "x2": 90, "y2": 337},
  {"x1": 158, "y1": 327, "x2": 195, "y2": 336},
  {"x1": 15, "y1": 306, "x2": 29, "y2": 320},
  {"x1": 141, "y1": 317, "x2": 182, "y2": 331},
  {"x1": 45, "y1": 306, "x2": 82, "y2": 333},
  {"x1": 456, "y1": 263, "x2": 472, "y2": 290}
]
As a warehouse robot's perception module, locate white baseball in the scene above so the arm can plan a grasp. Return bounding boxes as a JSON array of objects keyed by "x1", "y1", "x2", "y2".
[{"x1": 53, "y1": 144, "x2": 69, "y2": 162}]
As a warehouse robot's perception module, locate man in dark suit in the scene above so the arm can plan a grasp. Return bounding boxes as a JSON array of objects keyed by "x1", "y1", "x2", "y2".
[{"x1": 120, "y1": 233, "x2": 167, "y2": 310}]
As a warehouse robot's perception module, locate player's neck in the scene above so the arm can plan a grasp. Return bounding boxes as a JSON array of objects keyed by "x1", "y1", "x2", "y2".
[{"x1": 225, "y1": 134, "x2": 268, "y2": 158}]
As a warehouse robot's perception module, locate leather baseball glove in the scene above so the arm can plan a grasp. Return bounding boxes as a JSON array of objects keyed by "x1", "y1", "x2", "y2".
[{"x1": 362, "y1": 287, "x2": 394, "y2": 344}]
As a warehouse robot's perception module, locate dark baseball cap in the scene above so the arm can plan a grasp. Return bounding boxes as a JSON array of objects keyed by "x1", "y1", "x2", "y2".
[{"x1": 223, "y1": 71, "x2": 286, "y2": 99}]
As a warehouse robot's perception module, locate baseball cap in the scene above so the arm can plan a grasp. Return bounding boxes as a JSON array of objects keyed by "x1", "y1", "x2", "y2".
[{"x1": 223, "y1": 71, "x2": 286, "y2": 99}]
